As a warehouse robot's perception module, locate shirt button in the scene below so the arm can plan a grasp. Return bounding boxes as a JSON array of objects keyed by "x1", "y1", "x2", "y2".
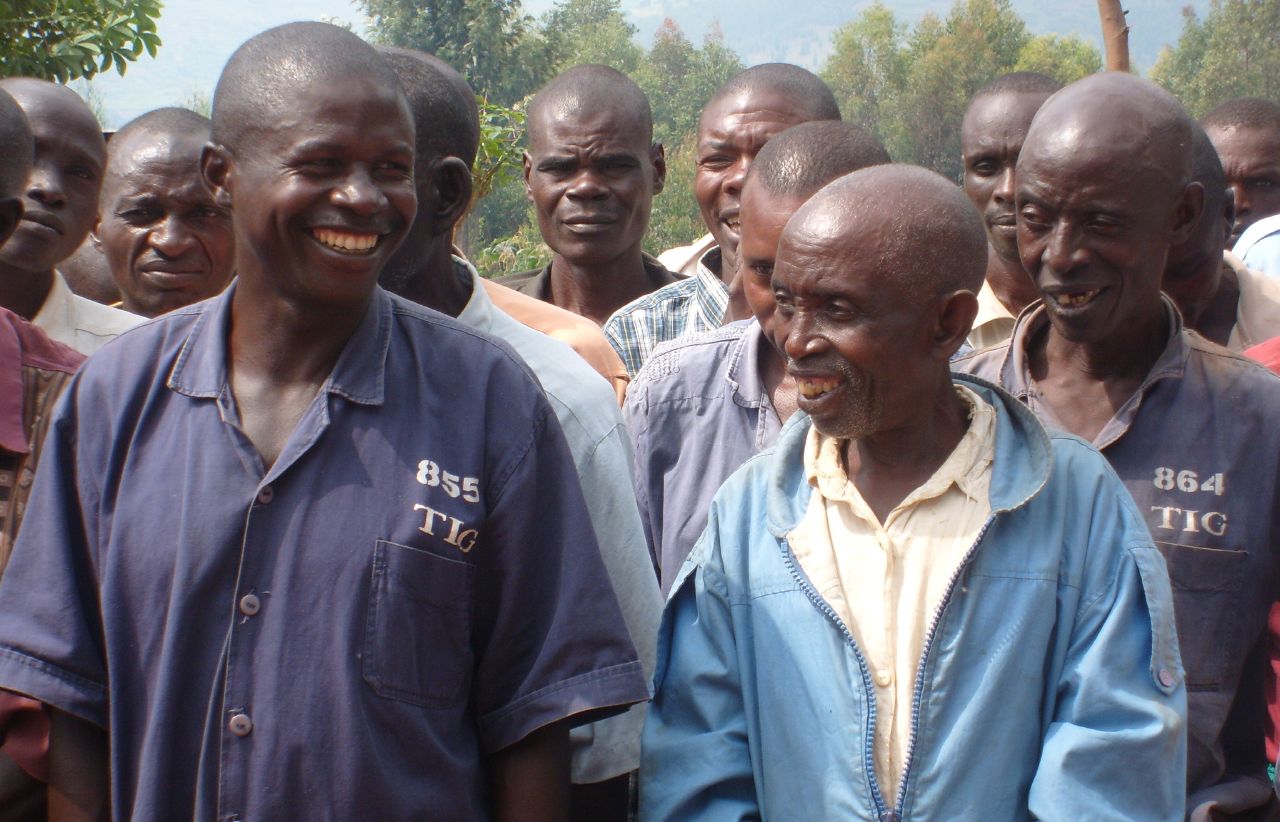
[
  {"x1": 239, "y1": 594, "x2": 261, "y2": 617},
  {"x1": 1158, "y1": 668, "x2": 1176, "y2": 688},
  {"x1": 256, "y1": 486, "x2": 274, "y2": 505},
  {"x1": 229, "y1": 713, "x2": 253, "y2": 737},
  {"x1": 875, "y1": 670, "x2": 892, "y2": 687}
]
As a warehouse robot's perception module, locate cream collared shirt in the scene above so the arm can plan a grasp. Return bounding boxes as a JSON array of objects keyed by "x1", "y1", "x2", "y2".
[
  {"x1": 787, "y1": 385, "x2": 996, "y2": 804},
  {"x1": 32, "y1": 271, "x2": 143, "y2": 356},
  {"x1": 1224, "y1": 251, "x2": 1280, "y2": 351},
  {"x1": 967, "y1": 280, "x2": 1017, "y2": 351}
]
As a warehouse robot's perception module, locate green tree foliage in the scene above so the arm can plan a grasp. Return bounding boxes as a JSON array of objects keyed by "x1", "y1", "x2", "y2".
[
  {"x1": 1014, "y1": 34, "x2": 1103, "y2": 82},
  {"x1": 359, "y1": 0, "x2": 554, "y2": 105},
  {"x1": 543, "y1": 0, "x2": 642, "y2": 74},
  {"x1": 1150, "y1": 0, "x2": 1280, "y2": 117},
  {"x1": 0, "y1": 0, "x2": 162, "y2": 83},
  {"x1": 821, "y1": 0, "x2": 1100, "y2": 181}
]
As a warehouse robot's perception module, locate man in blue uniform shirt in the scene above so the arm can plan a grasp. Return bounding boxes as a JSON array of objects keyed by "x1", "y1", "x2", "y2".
[
  {"x1": 957, "y1": 72, "x2": 1280, "y2": 819},
  {"x1": 0, "y1": 23, "x2": 647, "y2": 820}
]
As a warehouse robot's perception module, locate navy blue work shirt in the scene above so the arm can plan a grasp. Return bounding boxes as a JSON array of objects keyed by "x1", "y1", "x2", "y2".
[
  {"x1": 957, "y1": 298, "x2": 1280, "y2": 812},
  {"x1": 0, "y1": 285, "x2": 648, "y2": 820}
]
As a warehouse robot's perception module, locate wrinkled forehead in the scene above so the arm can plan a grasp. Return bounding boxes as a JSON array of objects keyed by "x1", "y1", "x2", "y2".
[
  {"x1": 104, "y1": 138, "x2": 211, "y2": 202},
  {"x1": 699, "y1": 88, "x2": 812, "y2": 139},
  {"x1": 528, "y1": 101, "x2": 650, "y2": 154},
  {"x1": 961, "y1": 91, "x2": 1050, "y2": 147}
]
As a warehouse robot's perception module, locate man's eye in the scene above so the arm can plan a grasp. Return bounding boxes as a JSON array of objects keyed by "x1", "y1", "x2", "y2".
[
  {"x1": 750, "y1": 265, "x2": 773, "y2": 281},
  {"x1": 1019, "y1": 208, "x2": 1049, "y2": 229},
  {"x1": 698, "y1": 155, "x2": 731, "y2": 170},
  {"x1": 121, "y1": 208, "x2": 159, "y2": 222},
  {"x1": 969, "y1": 160, "x2": 998, "y2": 175}
]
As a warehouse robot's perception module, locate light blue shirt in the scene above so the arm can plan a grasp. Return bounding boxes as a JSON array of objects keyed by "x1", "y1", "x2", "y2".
[
  {"x1": 1235, "y1": 213, "x2": 1280, "y2": 279},
  {"x1": 456, "y1": 259, "x2": 661, "y2": 782}
]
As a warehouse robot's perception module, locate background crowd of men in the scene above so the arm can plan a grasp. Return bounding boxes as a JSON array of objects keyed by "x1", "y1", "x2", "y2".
[{"x1": 0, "y1": 16, "x2": 1278, "y2": 822}]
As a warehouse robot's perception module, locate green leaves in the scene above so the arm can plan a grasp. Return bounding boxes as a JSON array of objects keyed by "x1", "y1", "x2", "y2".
[
  {"x1": 0, "y1": 0, "x2": 163, "y2": 83},
  {"x1": 1151, "y1": 0, "x2": 1280, "y2": 117}
]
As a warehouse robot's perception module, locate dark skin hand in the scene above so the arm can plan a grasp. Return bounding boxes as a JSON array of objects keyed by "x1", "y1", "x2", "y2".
[
  {"x1": 490, "y1": 721, "x2": 571, "y2": 822},
  {"x1": 46, "y1": 709, "x2": 108, "y2": 822}
]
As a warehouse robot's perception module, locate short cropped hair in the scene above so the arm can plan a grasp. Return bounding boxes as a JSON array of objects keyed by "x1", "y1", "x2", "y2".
[
  {"x1": 709, "y1": 63, "x2": 841, "y2": 122},
  {"x1": 379, "y1": 47, "x2": 480, "y2": 167},
  {"x1": 1202, "y1": 96, "x2": 1280, "y2": 133},
  {"x1": 749, "y1": 120, "x2": 889, "y2": 197}
]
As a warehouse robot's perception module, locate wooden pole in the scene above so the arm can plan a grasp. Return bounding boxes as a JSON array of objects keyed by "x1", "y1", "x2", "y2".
[{"x1": 1097, "y1": 0, "x2": 1131, "y2": 72}]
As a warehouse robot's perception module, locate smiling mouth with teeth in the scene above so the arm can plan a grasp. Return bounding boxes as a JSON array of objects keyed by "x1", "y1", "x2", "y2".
[
  {"x1": 312, "y1": 227, "x2": 380, "y2": 255},
  {"x1": 796, "y1": 376, "x2": 843, "y2": 399},
  {"x1": 1054, "y1": 288, "x2": 1102, "y2": 308}
]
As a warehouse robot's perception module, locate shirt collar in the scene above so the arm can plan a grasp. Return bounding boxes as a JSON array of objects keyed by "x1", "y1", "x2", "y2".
[
  {"x1": 693, "y1": 248, "x2": 729, "y2": 329},
  {"x1": 724, "y1": 318, "x2": 768, "y2": 408},
  {"x1": 168, "y1": 282, "x2": 392, "y2": 407},
  {"x1": 454, "y1": 256, "x2": 498, "y2": 333},
  {"x1": 31, "y1": 270, "x2": 73, "y2": 335},
  {"x1": 803, "y1": 384, "x2": 996, "y2": 517},
  {"x1": 1000, "y1": 296, "x2": 1188, "y2": 448}
]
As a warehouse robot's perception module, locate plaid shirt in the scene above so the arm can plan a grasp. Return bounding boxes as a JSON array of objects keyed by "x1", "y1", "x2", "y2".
[{"x1": 604, "y1": 247, "x2": 729, "y2": 377}]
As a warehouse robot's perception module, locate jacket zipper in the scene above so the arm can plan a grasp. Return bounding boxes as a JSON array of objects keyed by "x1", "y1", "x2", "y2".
[
  {"x1": 779, "y1": 539, "x2": 894, "y2": 818},
  {"x1": 890, "y1": 515, "x2": 996, "y2": 817}
]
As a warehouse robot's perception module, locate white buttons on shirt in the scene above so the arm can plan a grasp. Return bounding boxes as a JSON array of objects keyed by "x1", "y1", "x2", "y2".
[
  {"x1": 1158, "y1": 668, "x2": 1176, "y2": 688},
  {"x1": 256, "y1": 486, "x2": 274, "y2": 505},
  {"x1": 239, "y1": 594, "x2": 261, "y2": 617},
  {"x1": 875, "y1": 670, "x2": 893, "y2": 687},
  {"x1": 229, "y1": 713, "x2": 253, "y2": 737}
]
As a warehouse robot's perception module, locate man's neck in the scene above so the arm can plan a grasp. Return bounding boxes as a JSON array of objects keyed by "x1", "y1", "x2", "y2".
[
  {"x1": 393, "y1": 241, "x2": 471, "y2": 320},
  {"x1": 229, "y1": 281, "x2": 368, "y2": 387},
  {"x1": 1192, "y1": 260, "x2": 1240, "y2": 346},
  {"x1": 547, "y1": 252, "x2": 656, "y2": 325},
  {"x1": 842, "y1": 375, "x2": 971, "y2": 524},
  {"x1": 758, "y1": 335, "x2": 797, "y2": 423},
  {"x1": 1038, "y1": 304, "x2": 1169, "y2": 384},
  {"x1": 985, "y1": 248, "x2": 1039, "y2": 316},
  {"x1": 0, "y1": 264, "x2": 54, "y2": 321}
]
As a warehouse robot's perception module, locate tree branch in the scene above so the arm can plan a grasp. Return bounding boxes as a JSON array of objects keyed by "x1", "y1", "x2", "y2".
[{"x1": 1096, "y1": 0, "x2": 1130, "y2": 72}]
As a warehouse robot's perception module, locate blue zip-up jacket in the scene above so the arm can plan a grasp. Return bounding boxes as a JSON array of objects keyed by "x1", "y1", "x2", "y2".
[{"x1": 640, "y1": 376, "x2": 1187, "y2": 821}]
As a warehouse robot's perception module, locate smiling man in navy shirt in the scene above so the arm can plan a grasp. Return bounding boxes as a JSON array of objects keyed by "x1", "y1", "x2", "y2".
[{"x1": 0, "y1": 23, "x2": 647, "y2": 821}]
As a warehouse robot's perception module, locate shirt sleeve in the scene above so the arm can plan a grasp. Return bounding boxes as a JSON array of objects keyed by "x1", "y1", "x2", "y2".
[
  {"x1": 639, "y1": 522, "x2": 760, "y2": 822},
  {"x1": 0, "y1": 385, "x2": 108, "y2": 728},
  {"x1": 470, "y1": 401, "x2": 649, "y2": 754},
  {"x1": 1028, "y1": 450, "x2": 1186, "y2": 822}
]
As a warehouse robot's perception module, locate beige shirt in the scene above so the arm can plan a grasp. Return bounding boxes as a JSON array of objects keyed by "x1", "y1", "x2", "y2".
[
  {"x1": 1225, "y1": 251, "x2": 1280, "y2": 351},
  {"x1": 656, "y1": 232, "x2": 717, "y2": 280},
  {"x1": 32, "y1": 271, "x2": 143, "y2": 356},
  {"x1": 967, "y1": 280, "x2": 1017, "y2": 351},
  {"x1": 788, "y1": 385, "x2": 996, "y2": 803}
]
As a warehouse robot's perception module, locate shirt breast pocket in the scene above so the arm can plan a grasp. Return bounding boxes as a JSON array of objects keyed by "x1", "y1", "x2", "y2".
[
  {"x1": 1155, "y1": 541, "x2": 1245, "y2": 691},
  {"x1": 363, "y1": 539, "x2": 475, "y2": 706}
]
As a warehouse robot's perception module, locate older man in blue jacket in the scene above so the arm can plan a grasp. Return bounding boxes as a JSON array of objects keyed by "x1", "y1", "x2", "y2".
[{"x1": 640, "y1": 165, "x2": 1186, "y2": 821}]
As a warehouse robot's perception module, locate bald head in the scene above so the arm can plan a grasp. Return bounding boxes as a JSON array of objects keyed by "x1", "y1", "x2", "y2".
[
  {"x1": 705, "y1": 63, "x2": 840, "y2": 126},
  {"x1": 783, "y1": 165, "x2": 987, "y2": 297},
  {"x1": 212, "y1": 22, "x2": 407, "y2": 155},
  {"x1": 0, "y1": 78, "x2": 106, "y2": 276},
  {"x1": 528, "y1": 65, "x2": 653, "y2": 149},
  {"x1": 748, "y1": 121, "x2": 889, "y2": 199},
  {"x1": 0, "y1": 90, "x2": 32, "y2": 202},
  {"x1": 1023, "y1": 73, "x2": 1194, "y2": 199},
  {"x1": 379, "y1": 46, "x2": 480, "y2": 168}
]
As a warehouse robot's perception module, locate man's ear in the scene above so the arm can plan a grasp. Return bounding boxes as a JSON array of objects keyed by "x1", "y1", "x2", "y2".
[
  {"x1": 89, "y1": 216, "x2": 103, "y2": 253},
  {"x1": 1170, "y1": 181, "x2": 1205, "y2": 246},
  {"x1": 651, "y1": 143, "x2": 666, "y2": 196},
  {"x1": 934, "y1": 289, "x2": 979, "y2": 360},
  {"x1": 201, "y1": 143, "x2": 235, "y2": 210},
  {"x1": 0, "y1": 197, "x2": 22, "y2": 246},
  {"x1": 522, "y1": 151, "x2": 534, "y2": 203},
  {"x1": 431, "y1": 157, "x2": 473, "y2": 232}
]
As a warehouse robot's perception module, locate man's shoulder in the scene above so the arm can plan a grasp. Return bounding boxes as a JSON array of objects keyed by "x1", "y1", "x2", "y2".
[
  {"x1": 630, "y1": 323, "x2": 747, "y2": 394},
  {"x1": 607, "y1": 277, "x2": 699, "y2": 325},
  {"x1": 492, "y1": 266, "x2": 547, "y2": 296},
  {"x1": 951, "y1": 339, "x2": 1010, "y2": 381},
  {"x1": 68, "y1": 292, "x2": 145, "y2": 336},
  {"x1": 1184, "y1": 329, "x2": 1280, "y2": 399}
]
